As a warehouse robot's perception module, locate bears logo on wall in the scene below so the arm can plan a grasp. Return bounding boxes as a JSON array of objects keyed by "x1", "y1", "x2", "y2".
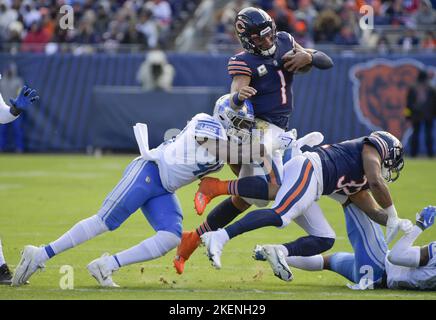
[{"x1": 349, "y1": 59, "x2": 434, "y2": 139}]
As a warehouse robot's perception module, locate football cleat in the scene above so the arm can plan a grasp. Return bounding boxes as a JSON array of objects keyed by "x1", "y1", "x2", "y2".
[
  {"x1": 261, "y1": 245, "x2": 293, "y2": 282},
  {"x1": 194, "y1": 177, "x2": 223, "y2": 215},
  {"x1": 252, "y1": 245, "x2": 267, "y2": 261},
  {"x1": 173, "y1": 231, "x2": 201, "y2": 275},
  {"x1": 201, "y1": 231, "x2": 224, "y2": 269},
  {"x1": 87, "y1": 253, "x2": 119, "y2": 288},
  {"x1": 0, "y1": 264, "x2": 12, "y2": 285},
  {"x1": 416, "y1": 206, "x2": 436, "y2": 230},
  {"x1": 11, "y1": 245, "x2": 45, "y2": 286},
  {"x1": 194, "y1": 192, "x2": 211, "y2": 216}
]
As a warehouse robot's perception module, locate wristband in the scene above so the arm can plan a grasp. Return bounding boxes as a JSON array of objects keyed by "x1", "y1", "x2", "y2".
[{"x1": 232, "y1": 92, "x2": 244, "y2": 107}]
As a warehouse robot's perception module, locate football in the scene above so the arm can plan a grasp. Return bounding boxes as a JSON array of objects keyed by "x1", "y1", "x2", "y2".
[{"x1": 282, "y1": 49, "x2": 313, "y2": 74}]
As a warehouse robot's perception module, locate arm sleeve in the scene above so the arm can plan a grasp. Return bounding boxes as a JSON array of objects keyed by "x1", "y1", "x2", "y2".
[
  {"x1": 227, "y1": 55, "x2": 252, "y2": 78},
  {"x1": 0, "y1": 92, "x2": 18, "y2": 124},
  {"x1": 387, "y1": 225, "x2": 422, "y2": 268}
]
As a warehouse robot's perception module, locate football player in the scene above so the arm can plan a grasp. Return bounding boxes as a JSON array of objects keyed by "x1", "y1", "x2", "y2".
[
  {"x1": 174, "y1": 6, "x2": 334, "y2": 274},
  {"x1": 11, "y1": 95, "x2": 298, "y2": 287},
  {"x1": 256, "y1": 205, "x2": 435, "y2": 291},
  {"x1": 0, "y1": 82, "x2": 39, "y2": 285},
  {"x1": 198, "y1": 131, "x2": 409, "y2": 272}
]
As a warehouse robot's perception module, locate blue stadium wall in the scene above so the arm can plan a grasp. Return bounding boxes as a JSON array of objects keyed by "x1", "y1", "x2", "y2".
[{"x1": 0, "y1": 52, "x2": 435, "y2": 153}]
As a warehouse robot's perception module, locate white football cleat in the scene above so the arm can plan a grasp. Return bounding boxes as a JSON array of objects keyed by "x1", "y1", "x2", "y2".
[
  {"x1": 201, "y1": 231, "x2": 224, "y2": 269},
  {"x1": 87, "y1": 253, "x2": 119, "y2": 288},
  {"x1": 252, "y1": 244, "x2": 267, "y2": 261},
  {"x1": 11, "y1": 245, "x2": 45, "y2": 286},
  {"x1": 262, "y1": 245, "x2": 293, "y2": 282}
]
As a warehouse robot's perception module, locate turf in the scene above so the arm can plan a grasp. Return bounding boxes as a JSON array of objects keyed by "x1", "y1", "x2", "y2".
[{"x1": 0, "y1": 155, "x2": 435, "y2": 300}]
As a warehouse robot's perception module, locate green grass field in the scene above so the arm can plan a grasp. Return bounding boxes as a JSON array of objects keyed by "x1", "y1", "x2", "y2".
[{"x1": 0, "y1": 155, "x2": 435, "y2": 300}]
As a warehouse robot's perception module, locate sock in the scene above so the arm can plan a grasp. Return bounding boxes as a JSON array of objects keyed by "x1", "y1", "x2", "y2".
[
  {"x1": 388, "y1": 225, "x2": 422, "y2": 268},
  {"x1": 286, "y1": 255, "x2": 324, "y2": 271},
  {"x1": 0, "y1": 238, "x2": 5, "y2": 266},
  {"x1": 283, "y1": 235, "x2": 335, "y2": 257},
  {"x1": 329, "y1": 252, "x2": 357, "y2": 283},
  {"x1": 228, "y1": 176, "x2": 269, "y2": 199},
  {"x1": 113, "y1": 231, "x2": 180, "y2": 267},
  {"x1": 42, "y1": 215, "x2": 108, "y2": 262},
  {"x1": 196, "y1": 197, "x2": 243, "y2": 236},
  {"x1": 225, "y1": 209, "x2": 282, "y2": 239}
]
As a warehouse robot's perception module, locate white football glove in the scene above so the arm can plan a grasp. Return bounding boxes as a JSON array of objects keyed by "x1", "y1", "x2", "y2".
[
  {"x1": 399, "y1": 219, "x2": 414, "y2": 234},
  {"x1": 275, "y1": 129, "x2": 297, "y2": 151},
  {"x1": 386, "y1": 216, "x2": 400, "y2": 245}
]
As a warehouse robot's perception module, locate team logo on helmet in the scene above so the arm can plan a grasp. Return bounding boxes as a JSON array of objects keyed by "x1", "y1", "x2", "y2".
[
  {"x1": 350, "y1": 59, "x2": 435, "y2": 139},
  {"x1": 235, "y1": 19, "x2": 246, "y2": 34}
]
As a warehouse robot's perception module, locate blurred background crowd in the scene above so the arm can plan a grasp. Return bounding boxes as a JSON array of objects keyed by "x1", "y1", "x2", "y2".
[{"x1": 0, "y1": 0, "x2": 435, "y2": 54}]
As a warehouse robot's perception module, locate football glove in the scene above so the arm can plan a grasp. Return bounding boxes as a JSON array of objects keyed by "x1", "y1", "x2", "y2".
[
  {"x1": 9, "y1": 85, "x2": 39, "y2": 114},
  {"x1": 416, "y1": 206, "x2": 436, "y2": 230}
]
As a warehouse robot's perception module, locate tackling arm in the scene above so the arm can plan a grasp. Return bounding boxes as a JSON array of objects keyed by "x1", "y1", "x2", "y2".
[
  {"x1": 230, "y1": 75, "x2": 256, "y2": 110},
  {"x1": 349, "y1": 190, "x2": 388, "y2": 226}
]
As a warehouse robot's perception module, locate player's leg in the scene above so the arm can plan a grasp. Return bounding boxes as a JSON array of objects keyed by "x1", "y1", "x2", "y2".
[
  {"x1": 174, "y1": 195, "x2": 249, "y2": 274},
  {"x1": 12, "y1": 159, "x2": 158, "y2": 286},
  {"x1": 0, "y1": 238, "x2": 13, "y2": 285},
  {"x1": 201, "y1": 156, "x2": 318, "y2": 269},
  {"x1": 343, "y1": 203, "x2": 387, "y2": 287},
  {"x1": 257, "y1": 203, "x2": 335, "y2": 281},
  {"x1": 87, "y1": 193, "x2": 182, "y2": 287}
]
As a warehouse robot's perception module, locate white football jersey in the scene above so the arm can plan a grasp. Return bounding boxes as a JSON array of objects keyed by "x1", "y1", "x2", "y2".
[
  {"x1": 151, "y1": 113, "x2": 227, "y2": 193},
  {"x1": 385, "y1": 243, "x2": 436, "y2": 290}
]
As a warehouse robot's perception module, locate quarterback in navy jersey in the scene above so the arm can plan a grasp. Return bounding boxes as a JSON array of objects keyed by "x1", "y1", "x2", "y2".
[
  {"x1": 228, "y1": 7, "x2": 333, "y2": 130},
  {"x1": 197, "y1": 131, "x2": 411, "y2": 272},
  {"x1": 173, "y1": 7, "x2": 333, "y2": 274}
]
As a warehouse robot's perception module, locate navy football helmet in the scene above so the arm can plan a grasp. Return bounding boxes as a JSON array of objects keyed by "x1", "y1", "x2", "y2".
[
  {"x1": 234, "y1": 7, "x2": 277, "y2": 56},
  {"x1": 366, "y1": 131, "x2": 404, "y2": 182}
]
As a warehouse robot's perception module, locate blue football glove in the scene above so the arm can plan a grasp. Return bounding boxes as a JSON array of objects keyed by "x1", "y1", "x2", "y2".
[
  {"x1": 9, "y1": 85, "x2": 39, "y2": 114},
  {"x1": 416, "y1": 206, "x2": 436, "y2": 230}
]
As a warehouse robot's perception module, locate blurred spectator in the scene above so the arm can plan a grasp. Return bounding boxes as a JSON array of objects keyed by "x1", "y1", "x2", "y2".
[
  {"x1": 313, "y1": 8, "x2": 341, "y2": 43},
  {"x1": 413, "y1": 0, "x2": 436, "y2": 25},
  {"x1": 20, "y1": 2, "x2": 42, "y2": 29},
  {"x1": 397, "y1": 28, "x2": 420, "y2": 52},
  {"x1": 0, "y1": 1, "x2": 18, "y2": 39},
  {"x1": 334, "y1": 25, "x2": 359, "y2": 45},
  {"x1": 22, "y1": 21, "x2": 51, "y2": 53},
  {"x1": 136, "y1": 8, "x2": 159, "y2": 49},
  {"x1": 406, "y1": 70, "x2": 436, "y2": 157},
  {"x1": 376, "y1": 35, "x2": 392, "y2": 54},
  {"x1": 148, "y1": 0, "x2": 172, "y2": 29},
  {"x1": 136, "y1": 50, "x2": 175, "y2": 91},
  {"x1": 421, "y1": 30, "x2": 436, "y2": 50},
  {"x1": 0, "y1": 63, "x2": 25, "y2": 153}
]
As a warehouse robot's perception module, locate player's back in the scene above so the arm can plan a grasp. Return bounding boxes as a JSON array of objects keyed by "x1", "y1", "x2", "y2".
[
  {"x1": 152, "y1": 113, "x2": 226, "y2": 192},
  {"x1": 313, "y1": 137, "x2": 370, "y2": 196},
  {"x1": 228, "y1": 31, "x2": 295, "y2": 129}
]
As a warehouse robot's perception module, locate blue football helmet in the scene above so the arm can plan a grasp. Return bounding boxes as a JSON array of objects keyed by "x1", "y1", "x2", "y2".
[
  {"x1": 235, "y1": 7, "x2": 277, "y2": 56},
  {"x1": 213, "y1": 94, "x2": 255, "y2": 144},
  {"x1": 366, "y1": 131, "x2": 404, "y2": 182}
]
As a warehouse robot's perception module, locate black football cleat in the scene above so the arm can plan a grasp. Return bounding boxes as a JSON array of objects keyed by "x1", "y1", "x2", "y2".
[{"x1": 0, "y1": 264, "x2": 12, "y2": 285}]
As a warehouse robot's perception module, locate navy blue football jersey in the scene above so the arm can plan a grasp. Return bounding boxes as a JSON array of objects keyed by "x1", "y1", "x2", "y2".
[
  {"x1": 314, "y1": 136, "x2": 385, "y2": 196},
  {"x1": 227, "y1": 31, "x2": 295, "y2": 130}
]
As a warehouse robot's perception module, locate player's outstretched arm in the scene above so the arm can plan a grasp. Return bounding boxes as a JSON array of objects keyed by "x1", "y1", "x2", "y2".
[
  {"x1": 230, "y1": 75, "x2": 256, "y2": 110},
  {"x1": 388, "y1": 206, "x2": 435, "y2": 267},
  {"x1": 349, "y1": 190, "x2": 388, "y2": 226},
  {"x1": 0, "y1": 93, "x2": 18, "y2": 124}
]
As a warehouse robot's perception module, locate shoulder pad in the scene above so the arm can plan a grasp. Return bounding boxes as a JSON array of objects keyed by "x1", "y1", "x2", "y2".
[
  {"x1": 228, "y1": 54, "x2": 252, "y2": 77},
  {"x1": 192, "y1": 114, "x2": 227, "y2": 141}
]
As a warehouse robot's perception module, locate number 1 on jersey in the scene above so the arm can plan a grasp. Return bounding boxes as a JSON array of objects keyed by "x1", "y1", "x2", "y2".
[{"x1": 277, "y1": 70, "x2": 287, "y2": 105}]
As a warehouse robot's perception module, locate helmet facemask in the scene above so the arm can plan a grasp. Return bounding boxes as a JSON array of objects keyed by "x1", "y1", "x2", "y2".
[
  {"x1": 222, "y1": 110, "x2": 255, "y2": 144},
  {"x1": 381, "y1": 146, "x2": 404, "y2": 183}
]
